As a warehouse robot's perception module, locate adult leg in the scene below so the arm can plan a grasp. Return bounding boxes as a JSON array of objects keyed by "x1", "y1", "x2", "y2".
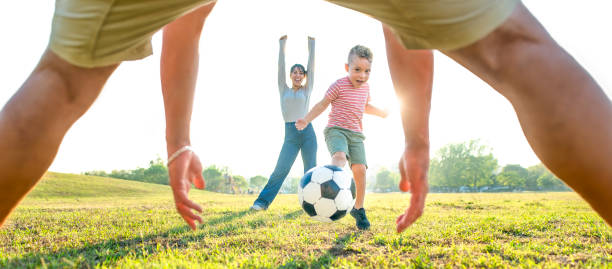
[
  {"x1": 444, "y1": 3, "x2": 612, "y2": 225},
  {"x1": 300, "y1": 123, "x2": 317, "y2": 173},
  {"x1": 254, "y1": 133, "x2": 300, "y2": 208},
  {"x1": 0, "y1": 50, "x2": 118, "y2": 226}
]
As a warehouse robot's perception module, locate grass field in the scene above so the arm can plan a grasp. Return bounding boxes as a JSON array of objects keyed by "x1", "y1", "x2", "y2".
[{"x1": 1, "y1": 172, "x2": 611, "y2": 268}]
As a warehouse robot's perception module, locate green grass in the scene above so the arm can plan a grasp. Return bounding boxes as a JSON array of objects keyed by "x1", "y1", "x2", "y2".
[{"x1": 1, "y1": 172, "x2": 611, "y2": 268}]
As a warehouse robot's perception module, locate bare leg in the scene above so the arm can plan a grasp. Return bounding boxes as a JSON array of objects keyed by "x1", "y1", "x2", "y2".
[
  {"x1": 382, "y1": 25, "x2": 434, "y2": 232},
  {"x1": 331, "y1": 151, "x2": 348, "y2": 168},
  {"x1": 351, "y1": 163, "x2": 367, "y2": 209},
  {"x1": 0, "y1": 50, "x2": 117, "y2": 226},
  {"x1": 444, "y1": 3, "x2": 612, "y2": 226}
]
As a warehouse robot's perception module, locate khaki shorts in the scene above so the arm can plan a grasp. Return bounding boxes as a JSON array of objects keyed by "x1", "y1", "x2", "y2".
[
  {"x1": 324, "y1": 126, "x2": 367, "y2": 168},
  {"x1": 49, "y1": 0, "x2": 215, "y2": 68},
  {"x1": 325, "y1": 0, "x2": 520, "y2": 50}
]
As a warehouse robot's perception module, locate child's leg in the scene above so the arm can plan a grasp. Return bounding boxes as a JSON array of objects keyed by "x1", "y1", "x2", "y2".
[
  {"x1": 325, "y1": 127, "x2": 351, "y2": 169},
  {"x1": 0, "y1": 50, "x2": 118, "y2": 226},
  {"x1": 348, "y1": 149, "x2": 370, "y2": 230},
  {"x1": 444, "y1": 3, "x2": 612, "y2": 225},
  {"x1": 331, "y1": 152, "x2": 348, "y2": 168},
  {"x1": 351, "y1": 164, "x2": 367, "y2": 209}
]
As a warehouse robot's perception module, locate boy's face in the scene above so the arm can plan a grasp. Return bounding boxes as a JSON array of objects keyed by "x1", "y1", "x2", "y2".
[{"x1": 345, "y1": 56, "x2": 371, "y2": 88}]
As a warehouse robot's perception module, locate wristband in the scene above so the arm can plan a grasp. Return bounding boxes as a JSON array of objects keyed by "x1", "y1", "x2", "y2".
[{"x1": 167, "y1": 146, "x2": 193, "y2": 166}]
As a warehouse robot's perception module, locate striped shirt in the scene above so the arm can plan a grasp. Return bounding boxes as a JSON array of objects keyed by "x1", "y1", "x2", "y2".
[{"x1": 325, "y1": 76, "x2": 370, "y2": 133}]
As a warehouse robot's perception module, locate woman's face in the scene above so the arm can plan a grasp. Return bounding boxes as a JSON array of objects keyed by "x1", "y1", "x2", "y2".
[{"x1": 290, "y1": 67, "x2": 305, "y2": 88}]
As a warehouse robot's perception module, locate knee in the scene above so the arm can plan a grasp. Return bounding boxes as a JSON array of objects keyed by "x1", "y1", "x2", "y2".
[
  {"x1": 36, "y1": 51, "x2": 114, "y2": 109},
  {"x1": 351, "y1": 164, "x2": 366, "y2": 174},
  {"x1": 331, "y1": 152, "x2": 347, "y2": 167},
  {"x1": 332, "y1": 152, "x2": 347, "y2": 161},
  {"x1": 35, "y1": 59, "x2": 71, "y2": 103},
  {"x1": 270, "y1": 165, "x2": 290, "y2": 179}
]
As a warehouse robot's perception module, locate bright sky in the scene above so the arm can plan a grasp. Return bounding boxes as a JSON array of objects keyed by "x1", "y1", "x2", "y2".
[{"x1": 1, "y1": 1, "x2": 611, "y2": 180}]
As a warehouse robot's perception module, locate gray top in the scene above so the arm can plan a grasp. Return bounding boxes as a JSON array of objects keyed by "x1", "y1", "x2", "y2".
[{"x1": 278, "y1": 38, "x2": 315, "y2": 122}]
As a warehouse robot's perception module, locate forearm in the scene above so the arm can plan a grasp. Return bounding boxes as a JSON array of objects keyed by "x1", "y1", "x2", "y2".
[
  {"x1": 398, "y1": 81, "x2": 431, "y2": 150},
  {"x1": 383, "y1": 25, "x2": 433, "y2": 150},
  {"x1": 161, "y1": 6, "x2": 210, "y2": 154},
  {"x1": 306, "y1": 37, "x2": 315, "y2": 89},
  {"x1": 364, "y1": 104, "x2": 387, "y2": 118},
  {"x1": 278, "y1": 39, "x2": 287, "y2": 91},
  {"x1": 303, "y1": 101, "x2": 328, "y2": 123},
  {"x1": 401, "y1": 100, "x2": 430, "y2": 151}
]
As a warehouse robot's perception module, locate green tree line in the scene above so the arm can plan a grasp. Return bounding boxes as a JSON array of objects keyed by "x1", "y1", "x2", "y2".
[
  {"x1": 85, "y1": 140, "x2": 569, "y2": 194},
  {"x1": 84, "y1": 160, "x2": 269, "y2": 194},
  {"x1": 368, "y1": 140, "x2": 569, "y2": 193}
]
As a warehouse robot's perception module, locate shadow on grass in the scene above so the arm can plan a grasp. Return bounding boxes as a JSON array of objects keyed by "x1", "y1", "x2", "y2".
[
  {"x1": 279, "y1": 231, "x2": 365, "y2": 268},
  {"x1": 283, "y1": 210, "x2": 304, "y2": 220},
  {"x1": 2, "y1": 209, "x2": 255, "y2": 268},
  {"x1": 242, "y1": 209, "x2": 303, "y2": 229},
  {"x1": 327, "y1": 231, "x2": 363, "y2": 257}
]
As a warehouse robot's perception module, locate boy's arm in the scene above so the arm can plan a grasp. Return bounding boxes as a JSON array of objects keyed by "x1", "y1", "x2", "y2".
[
  {"x1": 305, "y1": 37, "x2": 315, "y2": 93},
  {"x1": 278, "y1": 36, "x2": 288, "y2": 92},
  {"x1": 296, "y1": 96, "x2": 331, "y2": 130},
  {"x1": 160, "y1": 3, "x2": 215, "y2": 231},
  {"x1": 365, "y1": 103, "x2": 389, "y2": 118}
]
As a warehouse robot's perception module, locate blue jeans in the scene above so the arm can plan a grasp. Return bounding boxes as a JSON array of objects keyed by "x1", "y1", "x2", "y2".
[{"x1": 254, "y1": 122, "x2": 317, "y2": 208}]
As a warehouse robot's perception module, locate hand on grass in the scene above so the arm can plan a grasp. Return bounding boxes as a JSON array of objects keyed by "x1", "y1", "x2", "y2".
[
  {"x1": 295, "y1": 119, "x2": 307, "y2": 130},
  {"x1": 168, "y1": 151, "x2": 205, "y2": 230},
  {"x1": 396, "y1": 146, "x2": 429, "y2": 233}
]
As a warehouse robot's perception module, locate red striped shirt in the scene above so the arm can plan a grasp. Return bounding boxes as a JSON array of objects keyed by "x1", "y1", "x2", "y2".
[{"x1": 325, "y1": 77, "x2": 370, "y2": 133}]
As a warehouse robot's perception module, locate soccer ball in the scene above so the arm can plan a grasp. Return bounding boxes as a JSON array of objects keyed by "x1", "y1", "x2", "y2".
[{"x1": 298, "y1": 165, "x2": 356, "y2": 222}]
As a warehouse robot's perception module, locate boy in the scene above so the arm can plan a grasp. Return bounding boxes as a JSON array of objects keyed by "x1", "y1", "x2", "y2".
[
  {"x1": 343, "y1": 1, "x2": 612, "y2": 232},
  {"x1": 296, "y1": 45, "x2": 388, "y2": 230}
]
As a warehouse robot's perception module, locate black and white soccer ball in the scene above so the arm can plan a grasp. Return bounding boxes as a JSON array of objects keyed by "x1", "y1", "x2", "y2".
[{"x1": 298, "y1": 165, "x2": 356, "y2": 222}]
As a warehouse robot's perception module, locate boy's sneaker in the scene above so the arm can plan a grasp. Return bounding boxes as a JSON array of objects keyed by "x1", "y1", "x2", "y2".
[
  {"x1": 250, "y1": 203, "x2": 266, "y2": 211},
  {"x1": 350, "y1": 207, "x2": 371, "y2": 230}
]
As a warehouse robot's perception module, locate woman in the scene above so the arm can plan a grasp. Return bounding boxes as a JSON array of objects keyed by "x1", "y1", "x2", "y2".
[{"x1": 251, "y1": 35, "x2": 317, "y2": 210}]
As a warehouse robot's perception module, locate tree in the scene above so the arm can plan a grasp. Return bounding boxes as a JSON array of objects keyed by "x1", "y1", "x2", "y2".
[
  {"x1": 528, "y1": 164, "x2": 568, "y2": 191},
  {"x1": 428, "y1": 140, "x2": 498, "y2": 190},
  {"x1": 203, "y1": 165, "x2": 225, "y2": 192},
  {"x1": 373, "y1": 167, "x2": 399, "y2": 192},
  {"x1": 497, "y1": 164, "x2": 528, "y2": 189},
  {"x1": 84, "y1": 170, "x2": 108, "y2": 177},
  {"x1": 280, "y1": 177, "x2": 300, "y2": 194},
  {"x1": 249, "y1": 175, "x2": 267, "y2": 191},
  {"x1": 231, "y1": 175, "x2": 248, "y2": 194},
  {"x1": 143, "y1": 158, "x2": 168, "y2": 184}
]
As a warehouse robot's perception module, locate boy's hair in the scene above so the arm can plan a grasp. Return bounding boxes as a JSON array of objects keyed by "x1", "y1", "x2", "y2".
[
  {"x1": 348, "y1": 45, "x2": 373, "y2": 64},
  {"x1": 290, "y1": 64, "x2": 307, "y2": 75}
]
